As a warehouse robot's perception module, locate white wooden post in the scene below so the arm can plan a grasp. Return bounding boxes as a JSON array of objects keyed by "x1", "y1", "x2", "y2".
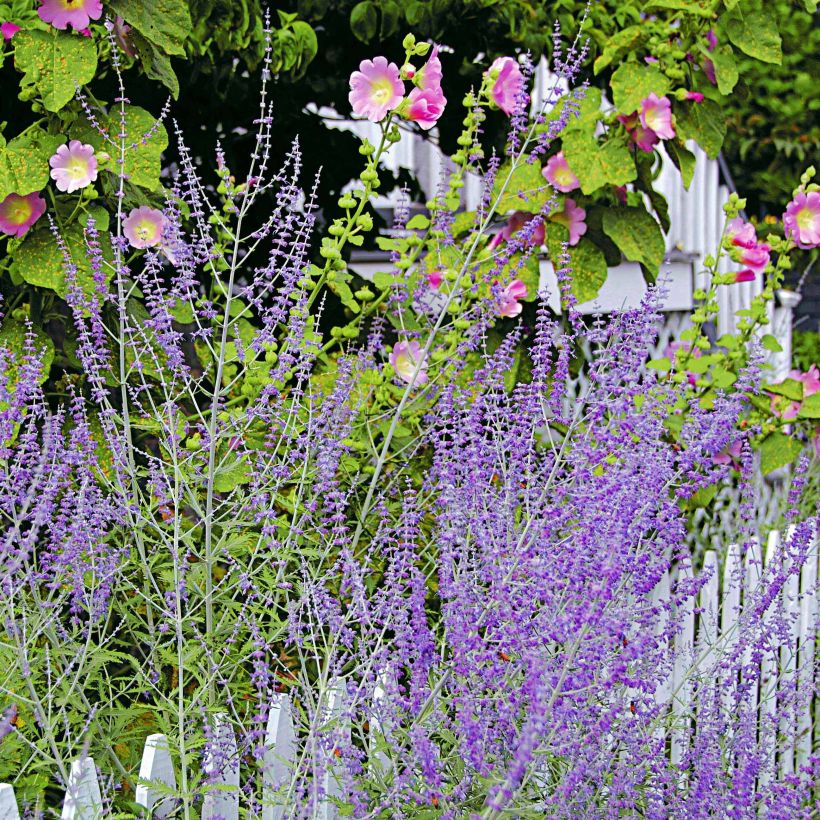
[
  {"x1": 778, "y1": 527, "x2": 800, "y2": 779},
  {"x1": 61, "y1": 758, "x2": 103, "y2": 820},
  {"x1": 0, "y1": 784, "x2": 20, "y2": 820},
  {"x1": 369, "y1": 669, "x2": 393, "y2": 777},
  {"x1": 758, "y1": 530, "x2": 781, "y2": 788},
  {"x1": 742, "y1": 537, "x2": 764, "y2": 722},
  {"x1": 796, "y1": 525, "x2": 818, "y2": 774},
  {"x1": 720, "y1": 543, "x2": 742, "y2": 723},
  {"x1": 671, "y1": 563, "x2": 695, "y2": 768},
  {"x1": 319, "y1": 681, "x2": 348, "y2": 820},
  {"x1": 135, "y1": 733, "x2": 177, "y2": 818},
  {"x1": 262, "y1": 692, "x2": 297, "y2": 820},
  {"x1": 202, "y1": 714, "x2": 240, "y2": 820}
]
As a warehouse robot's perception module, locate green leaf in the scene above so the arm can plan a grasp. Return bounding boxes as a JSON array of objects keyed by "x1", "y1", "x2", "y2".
[
  {"x1": 350, "y1": 1, "x2": 378, "y2": 42},
  {"x1": 546, "y1": 224, "x2": 607, "y2": 304},
  {"x1": 561, "y1": 131, "x2": 636, "y2": 195},
  {"x1": 601, "y1": 207, "x2": 665, "y2": 280},
  {"x1": 327, "y1": 269, "x2": 360, "y2": 313},
  {"x1": 609, "y1": 63, "x2": 670, "y2": 114},
  {"x1": 721, "y1": 9, "x2": 782, "y2": 65},
  {"x1": 130, "y1": 31, "x2": 180, "y2": 99},
  {"x1": 706, "y1": 44, "x2": 738, "y2": 95},
  {"x1": 757, "y1": 431, "x2": 801, "y2": 474},
  {"x1": 14, "y1": 29, "x2": 97, "y2": 112},
  {"x1": 674, "y1": 99, "x2": 727, "y2": 160},
  {"x1": 593, "y1": 27, "x2": 643, "y2": 74},
  {"x1": 760, "y1": 334, "x2": 783, "y2": 353},
  {"x1": 107, "y1": 0, "x2": 191, "y2": 56},
  {"x1": 645, "y1": 0, "x2": 713, "y2": 16},
  {"x1": 406, "y1": 214, "x2": 430, "y2": 230},
  {"x1": 8, "y1": 224, "x2": 113, "y2": 301},
  {"x1": 0, "y1": 128, "x2": 64, "y2": 201},
  {"x1": 0, "y1": 318, "x2": 54, "y2": 387},
  {"x1": 798, "y1": 393, "x2": 820, "y2": 419},
  {"x1": 72, "y1": 106, "x2": 169, "y2": 190},
  {"x1": 380, "y1": 0, "x2": 401, "y2": 37},
  {"x1": 213, "y1": 457, "x2": 250, "y2": 493},
  {"x1": 492, "y1": 162, "x2": 549, "y2": 214},
  {"x1": 665, "y1": 139, "x2": 696, "y2": 189},
  {"x1": 763, "y1": 378, "x2": 803, "y2": 401}
]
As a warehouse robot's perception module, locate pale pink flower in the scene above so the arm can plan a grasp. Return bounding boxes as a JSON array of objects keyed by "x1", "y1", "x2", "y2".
[
  {"x1": 37, "y1": 0, "x2": 102, "y2": 31},
  {"x1": 618, "y1": 112, "x2": 659, "y2": 153},
  {"x1": 123, "y1": 206, "x2": 167, "y2": 249},
  {"x1": 790, "y1": 364, "x2": 820, "y2": 398},
  {"x1": 640, "y1": 93, "x2": 675, "y2": 141},
  {"x1": 543, "y1": 151, "x2": 579, "y2": 194},
  {"x1": 712, "y1": 439, "x2": 742, "y2": 466},
  {"x1": 1, "y1": 22, "x2": 20, "y2": 40},
  {"x1": 496, "y1": 279, "x2": 528, "y2": 318},
  {"x1": 389, "y1": 341, "x2": 428, "y2": 386},
  {"x1": 406, "y1": 86, "x2": 446, "y2": 131},
  {"x1": 550, "y1": 198, "x2": 587, "y2": 246},
  {"x1": 49, "y1": 140, "x2": 98, "y2": 193},
  {"x1": 0, "y1": 192, "x2": 46, "y2": 238},
  {"x1": 488, "y1": 56, "x2": 525, "y2": 116},
  {"x1": 783, "y1": 191, "x2": 820, "y2": 249},
  {"x1": 348, "y1": 56, "x2": 404, "y2": 122}
]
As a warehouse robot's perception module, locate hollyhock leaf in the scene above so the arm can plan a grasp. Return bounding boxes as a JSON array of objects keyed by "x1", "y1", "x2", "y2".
[
  {"x1": 763, "y1": 378, "x2": 803, "y2": 401},
  {"x1": 8, "y1": 223, "x2": 113, "y2": 301},
  {"x1": 72, "y1": 105, "x2": 168, "y2": 190},
  {"x1": 798, "y1": 393, "x2": 820, "y2": 418},
  {"x1": 492, "y1": 162, "x2": 549, "y2": 214},
  {"x1": 601, "y1": 207, "x2": 665, "y2": 281},
  {"x1": 610, "y1": 63, "x2": 670, "y2": 115},
  {"x1": 758, "y1": 431, "x2": 801, "y2": 474},
  {"x1": 0, "y1": 318, "x2": 54, "y2": 386},
  {"x1": 561, "y1": 131, "x2": 636, "y2": 195},
  {"x1": 350, "y1": 1, "x2": 378, "y2": 42},
  {"x1": 674, "y1": 99, "x2": 726, "y2": 159},
  {"x1": 703, "y1": 43, "x2": 738, "y2": 95},
  {"x1": 14, "y1": 29, "x2": 97, "y2": 112},
  {"x1": 0, "y1": 128, "x2": 64, "y2": 201},
  {"x1": 722, "y1": 9, "x2": 782, "y2": 65},
  {"x1": 379, "y1": 0, "x2": 401, "y2": 38},
  {"x1": 593, "y1": 26, "x2": 643, "y2": 75},
  {"x1": 665, "y1": 139, "x2": 696, "y2": 189},
  {"x1": 760, "y1": 334, "x2": 783, "y2": 353},
  {"x1": 645, "y1": 0, "x2": 713, "y2": 16},
  {"x1": 107, "y1": 0, "x2": 191, "y2": 56},
  {"x1": 406, "y1": 214, "x2": 430, "y2": 231},
  {"x1": 130, "y1": 31, "x2": 180, "y2": 99},
  {"x1": 546, "y1": 223, "x2": 607, "y2": 304},
  {"x1": 326, "y1": 269, "x2": 360, "y2": 313}
]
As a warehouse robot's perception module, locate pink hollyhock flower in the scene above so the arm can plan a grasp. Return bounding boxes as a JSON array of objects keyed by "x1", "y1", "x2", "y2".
[
  {"x1": 123, "y1": 206, "x2": 167, "y2": 249},
  {"x1": 49, "y1": 140, "x2": 98, "y2": 193},
  {"x1": 737, "y1": 242, "x2": 770, "y2": 275},
  {"x1": 543, "y1": 151, "x2": 579, "y2": 194},
  {"x1": 37, "y1": 0, "x2": 102, "y2": 31},
  {"x1": 664, "y1": 340, "x2": 702, "y2": 386},
  {"x1": 492, "y1": 211, "x2": 545, "y2": 248},
  {"x1": 618, "y1": 112, "x2": 659, "y2": 153},
  {"x1": 1, "y1": 22, "x2": 20, "y2": 40},
  {"x1": 726, "y1": 217, "x2": 757, "y2": 249},
  {"x1": 427, "y1": 270, "x2": 443, "y2": 289},
  {"x1": 731, "y1": 269, "x2": 757, "y2": 283},
  {"x1": 406, "y1": 86, "x2": 446, "y2": 130},
  {"x1": 389, "y1": 340, "x2": 428, "y2": 386},
  {"x1": 349, "y1": 56, "x2": 404, "y2": 123},
  {"x1": 113, "y1": 16, "x2": 136, "y2": 58},
  {"x1": 496, "y1": 279, "x2": 528, "y2": 318},
  {"x1": 640, "y1": 93, "x2": 675, "y2": 141},
  {"x1": 550, "y1": 198, "x2": 587, "y2": 246},
  {"x1": 790, "y1": 364, "x2": 820, "y2": 397},
  {"x1": 769, "y1": 394, "x2": 801, "y2": 421},
  {"x1": 685, "y1": 91, "x2": 705, "y2": 103},
  {"x1": 488, "y1": 56, "x2": 525, "y2": 116},
  {"x1": 416, "y1": 45, "x2": 442, "y2": 93},
  {"x1": 712, "y1": 439, "x2": 742, "y2": 466},
  {"x1": 783, "y1": 191, "x2": 820, "y2": 249},
  {"x1": 706, "y1": 30, "x2": 718, "y2": 51},
  {"x1": 644, "y1": 56, "x2": 658, "y2": 64},
  {"x1": 0, "y1": 192, "x2": 46, "y2": 238}
]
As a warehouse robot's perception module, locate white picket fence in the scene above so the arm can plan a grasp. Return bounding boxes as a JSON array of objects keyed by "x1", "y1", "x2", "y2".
[{"x1": 1, "y1": 525, "x2": 816, "y2": 818}]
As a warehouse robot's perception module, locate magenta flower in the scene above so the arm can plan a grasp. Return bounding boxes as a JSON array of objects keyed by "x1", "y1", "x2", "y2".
[
  {"x1": 427, "y1": 270, "x2": 443, "y2": 289},
  {"x1": 731, "y1": 269, "x2": 757, "y2": 283},
  {"x1": 37, "y1": 0, "x2": 102, "y2": 30},
  {"x1": 0, "y1": 192, "x2": 46, "y2": 238},
  {"x1": 49, "y1": 140, "x2": 98, "y2": 193},
  {"x1": 783, "y1": 191, "x2": 820, "y2": 249},
  {"x1": 496, "y1": 279, "x2": 528, "y2": 318},
  {"x1": 725, "y1": 217, "x2": 770, "y2": 278},
  {"x1": 1, "y1": 21, "x2": 20, "y2": 40},
  {"x1": 712, "y1": 439, "x2": 742, "y2": 467},
  {"x1": 543, "y1": 151, "x2": 579, "y2": 194},
  {"x1": 406, "y1": 87, "x2": 446, "y2": 131},
  {"x1": 737, "y1": 242, "x2": 770, "y2": 275},
  {"x1": 123, "y1": 206, "x2": 167, "y2": 250},
  {"x1": 488, "y1": 56, "x2": 525, "y2": 116},
  {"x1": 706, "y1": 30, "x2": 718, "y2": 51},
  {"x1": 639, "y1": 93, "x2": 675, "y2": 141},
  {"x1": 550, "y1": 198, "x2": 587, "y2": 246},
  {"x1": 389, "y1": 341, "x2": 428, "y2": 386},
  {"x1": 685, "y1": 91, "x2": 705, "y2": 103},
  {"x1": 726, "y1": 217, "x2": 757, "y2": 249},
  {"x1": 416, "y1": 45, "x2": 443, "y2": 94},
  {"x1": 618, "y1": 112, "x2": 659, "y2": 153},
  {"x1": 349, "y1": 57, "x2": 404, "y2": 123}
]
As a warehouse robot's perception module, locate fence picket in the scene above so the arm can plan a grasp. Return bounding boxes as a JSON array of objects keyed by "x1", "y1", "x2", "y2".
[
  {"x1": 758, "y1": 530, "x2": 781, "y2": 788},
  {"x1": 720, "y1": 544, "x2": 743, "y2": 723},
  {"x1": 796, "y1": 525, "x2": 818, "y2": 774},
  {"x1": 671, "y1": 563, "x2": 695, "y2": 768},
  {"x1": 202, "y1": 714, "x2": 240, "y2": 820},
  {"x1": 61, "y1": 758, "x2": 102, "y2": 820},
  {"x1": 369, "y1": 669, "x2": 393, "y2": 777},
  {"x1": 262, "y1": 692, "x2": 297, "y2": 820},
  {"x1": 779, "y1": 527, "x2": 800, "y2": 779},
  {"x1": 319, "y1": 681, "x2": 348, "y2": 820},
  {"x1": 0, "y1": 784, "x2": 20, "y2": 820},
  {"x1": 135, "y1": 734, "x2": 177, "y2": 818}
]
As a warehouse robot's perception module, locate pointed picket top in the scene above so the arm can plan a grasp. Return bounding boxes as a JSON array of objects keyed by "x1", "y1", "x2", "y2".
[
  {"x1": 0, "y1": 784, "x2": 20, "y2": 820},
  {"x1": 135, "y1": 733, "x2": 177, "y2": 818},
  {"x1": 61, "y1": 758, "x2": 102, "y2": 820},
  {"x1": 202, "y1": 713, "x2": 240, "y2": 820},
  {"x1": 262, "y1": 692, "x2": 297, "y2": 820}
]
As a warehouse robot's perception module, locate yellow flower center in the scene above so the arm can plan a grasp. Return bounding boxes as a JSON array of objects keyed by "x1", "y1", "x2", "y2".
[
  {"x1": 65, "y1": 158, "x2": 90, "y2": 182},
  {"x1": 5, "y1": 198, "x2": 33, "y2": 226},
  {"x1": 370, "y1": 78, "x2": 394, "y2": 105},
  {"x1": 796, "y1": 207, "x2": 813, "y2": 230}
]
